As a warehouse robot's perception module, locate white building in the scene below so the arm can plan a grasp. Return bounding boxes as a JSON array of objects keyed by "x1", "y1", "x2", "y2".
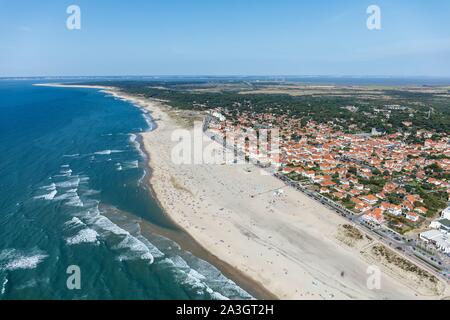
[
  {"x1": 405, "y1": 212, "x2": 419, "y2": 222},
  {"x1": 211, "y1": 112, "x2": 226, "y2": 122},
  {"x1": 435, "y1": 238, "x2": 450, "y2": 254},
  {"x1": 430, "y1": 219, "x2": 450, "y2": 234},
  {"x1": 420, "y1": 229, "x2": 450, "y2": 255},
  {"x1": 442, "y1": 207, "x2": 450, "y2": 220},
  {"x1": 371, "y1": 128, "x2": 385, "y2": 136},
  {"x1": 420, "y1": 229, "x2": 442, "y2": 242},
  {"x1": 388, "y1": 206, "x2": 403, "y2": 216}
]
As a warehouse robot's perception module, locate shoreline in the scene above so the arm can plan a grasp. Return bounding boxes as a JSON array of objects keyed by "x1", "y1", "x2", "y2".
[
  {"x1": 36, "y1": 83, "x2": 449, "y2": 300},
  {"x1": 137, "y1": 132, "x2": 277, "y2": 300},
  {"x1": 34, "y1": 82, "x2": 276, "y2": 300}
]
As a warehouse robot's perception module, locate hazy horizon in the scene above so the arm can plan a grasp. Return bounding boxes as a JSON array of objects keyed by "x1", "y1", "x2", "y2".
[
  {"x1": 3, "y1": 75, "x2": 450, "y2": 87},
  {"x1": 2, "y1": 1, "x2": 450, "y2": 77}
]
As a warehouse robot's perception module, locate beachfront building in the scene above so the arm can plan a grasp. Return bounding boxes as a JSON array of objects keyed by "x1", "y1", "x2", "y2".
[
  {"x1": 420, "y1": 230, "x2": 450, "y2": 254},
  {"x1": 420, "y1": 215, "x2": 450, "y2": 255},
  {"x1": 205, "y1": 106, "x2": 449, "y2": 235},
  {"x1": 362, "y1": 208, "x2": 385, "y2": 225},
  {"x1": 361, "y1": 194, "x2": 378, "y2": 206},
  {"x1": 442, "y1": 207, "x2": 450, "y2": 220},
  {"x1": 405, "y1": 212, "x2": 420, "y2": 222},
  {"x1": 389, "y1": 206, "x2": 403, "y2": 217},
  {"x1": 430, "y1": 219, "x2": 450, "y2": 234}
]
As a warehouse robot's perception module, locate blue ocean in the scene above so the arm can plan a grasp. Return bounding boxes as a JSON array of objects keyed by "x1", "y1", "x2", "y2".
[{"x1": 0, "y1": 80, "x2": 251, "y2": 300}]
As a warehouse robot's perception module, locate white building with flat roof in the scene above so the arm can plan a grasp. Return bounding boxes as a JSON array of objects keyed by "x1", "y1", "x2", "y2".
[
  {"x1": 430, "y1": 219, "x2": 450, "y2": 234},
  {"x1": 420, "y1": 229, "x2": 450, "y2": 255},
  {"x1": 420, "y1": 229, "x2": 442, "y2": 242},
  {"x1": 442, "y1": 207, "x2": 450, "y2": 220}
]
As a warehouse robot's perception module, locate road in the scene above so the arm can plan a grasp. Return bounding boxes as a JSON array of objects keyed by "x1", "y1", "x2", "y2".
[
  {"x1": 204, "y1": 127, "x2": 450, "y2": 283},
  {"x1": 275, "y1": 172, "x2": 450, "y2": 282}
]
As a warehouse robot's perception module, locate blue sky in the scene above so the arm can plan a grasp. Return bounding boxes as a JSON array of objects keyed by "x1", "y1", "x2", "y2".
[{"x1": 1, "y1": 0, "x2": 450, "y2": 77}]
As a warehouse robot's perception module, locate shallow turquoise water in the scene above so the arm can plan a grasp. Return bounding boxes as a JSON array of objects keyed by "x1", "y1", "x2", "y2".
[{"x1": 0, "y1": 80, "x2": 251, "y2": 300}]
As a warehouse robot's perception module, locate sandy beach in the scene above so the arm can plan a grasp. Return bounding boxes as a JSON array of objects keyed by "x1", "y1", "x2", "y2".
[{"x1": 39, "y1": 83, "x2": 450, "y2": 300}]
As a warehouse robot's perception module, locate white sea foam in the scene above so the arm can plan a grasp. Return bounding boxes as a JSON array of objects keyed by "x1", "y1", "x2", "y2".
[
  {"x1": 39, "y1": 183, "x2": 56, "y2": 191},
  {"x1": 137, "y1": 170, "x2": 147, "y2": 185},
  {"x1": 64, "y1": 217, "x2": 85, "y2": 228},
  {"x1": 13, "y1": 277, "x2": 50, "y2": 291},
  {"x1": 88, "y1": 212, "x2": 162, "y2": 264},
  {"x1": 55, "y1": 167, "x2": 72, "y2": 177},
  {"x1": 66, "y1": 228, "x2": 99, "y2": 245},
  {"x1": 0, "y1": 249, "x2": 48, "y2": 271},
  {"x1": 170, "y1": 255, "x2": 190, "y2": 269},
  {"x1": 55, "y1": 177, "x2": 80, "y2": 188},
  {"x1": 63, "y1": 154, "x2": 80, "y2": 158},
  {"x1": 38, "y1": 156, "x2": 248, "y2": 299},
  {"x1": 135, "y1": 235, "x2": 165, "y2": 259},
  {"x1": 51, "y1": 188, "x2": 83, "y2": 207},
  {"x1": 71, "y1": 203, "x2": 162, "y2": 268},
  {"x1": 1, "y1": 276, "x2": 7, "y2": 295},
  {"x1": 113, "y1": 235, "x2": 154, "y2": 264},
  {"x1": 94, "y1": 150, "x2": 112, "y2": 155},
  {"x1": 195, "y1": 258, "x2": 253, "y2": 300},
  {"x1": 81, "y1": 199, "x2": 100, "y2": 209},
  {"x1": 160, "y1": 256, "x2": 228, "y2": 299},
  {"x1": 5, "y1": 255, "x2": 48, "y2": 271},
  {"x1": 129, "y1": 133, "x2": 146, "y2": 158},
  {"x1": 66, "y1": 194, "x2": 83, "y2": 207},
  {"x1": 83, "y1": 189, "x2": 100, "y2": 196},
  {"x1": 123, "y1": 160, "x2": 139, "y2": 169},
  {"x1": 54, "y1": 172, "x2": 71, "y2": 177},
  {"x1": 91, "y1": 215, "x2": 129, "y2": 236},
  {"x1": 79, "y1": 176, "x2": 90, "y2": 183},
  {"x1": 34, "y1": 190, "x2": 57, "y2": 200},
  {"x1": 94, "y1": 150, "x2": 123, "y2": 155},
  {"x1": 53, "y1": 188, "x2": 77, "y2": 200},
  {"x1": 160, "y1": 248, "x2": 252, "y2": 300},
  {"x1": 75, "y1": 205, "x2": 239, "y2": 299},
  {"x1": 142, "y1": 113, "x2": 154, "y2": 129}
]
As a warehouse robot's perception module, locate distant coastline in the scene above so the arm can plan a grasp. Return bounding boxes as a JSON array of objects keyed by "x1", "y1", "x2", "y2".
[{"x1": 22, "y1": 75, "x2": 450, "y2": 87}]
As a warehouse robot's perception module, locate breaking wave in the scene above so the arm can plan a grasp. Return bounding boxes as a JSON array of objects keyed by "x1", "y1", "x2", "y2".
[
  {"x1": 129, "y1": 133, "x2": 146, "y2": 158},
  {"x1": 34, "y1": 190, "x2": 57, "y2": 200},
  {"x1": 0, "y1": 276, "x2": 7, "y2": 295},
  {"x1": 63, "y1": 154, "x2": 80, "y2": 158},
  {"x1": 66, "y1": 228, "x2": 99, "y2": 245},
  {"x1": 0, "y1": 249, "x2": 48, "y2": 271},
  {"x1": 94, "y1": 150, "x2": 123, "y2": 155},
  {"x1": 123, "y1": 160, "x2": 139, "y2": 169}
]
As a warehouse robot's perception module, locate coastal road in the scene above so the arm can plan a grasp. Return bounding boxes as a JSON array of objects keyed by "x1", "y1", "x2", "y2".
[{"x1": 204, "y1": 127, "x2": 450, "y2": 283}]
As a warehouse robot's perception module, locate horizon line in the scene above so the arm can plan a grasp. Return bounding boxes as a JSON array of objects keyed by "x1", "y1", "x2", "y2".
[{"x1": 3, "y1": 74, "x2": 450, "y2": 80}]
